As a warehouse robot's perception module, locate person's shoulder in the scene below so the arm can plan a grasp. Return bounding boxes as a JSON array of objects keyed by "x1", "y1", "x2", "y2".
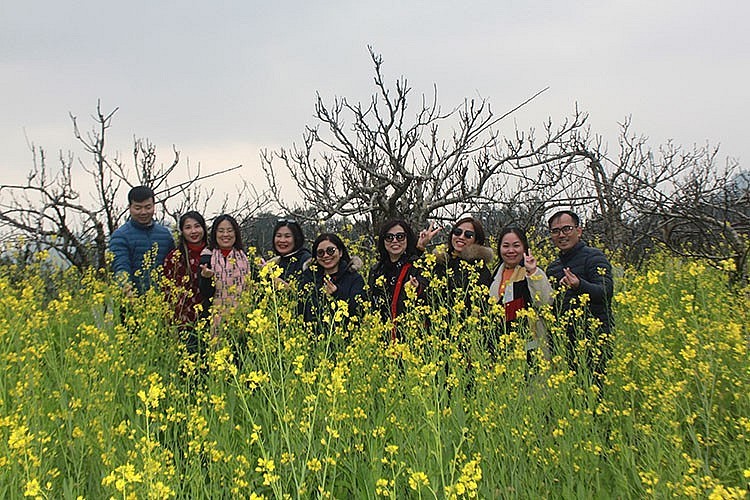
[
  {"x1": 153, "y1": 222, "x2": 173, "y2": 236},
  {"x1": 581, "y1": 243, "x2": 609, "y2": 260},
  {"x1": 110, "y1": 220, "x2": 133, "y2": 236},
  {"x1": 461, "y1": 244, "x2": 495, "y2": 265}
]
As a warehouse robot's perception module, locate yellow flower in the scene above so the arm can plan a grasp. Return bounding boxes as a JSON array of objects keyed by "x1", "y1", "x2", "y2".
[
  {"x1": 23, "y1": 478, "x2": 42, "y2": 497},
  {"x1": 409, "y1": 471, "x2": 430, "y2": 491}
]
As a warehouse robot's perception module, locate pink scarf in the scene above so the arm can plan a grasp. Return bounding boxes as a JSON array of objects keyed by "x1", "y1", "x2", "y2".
[{"x1": 209, "y1": 247, "x2": 251, "y2": 309}]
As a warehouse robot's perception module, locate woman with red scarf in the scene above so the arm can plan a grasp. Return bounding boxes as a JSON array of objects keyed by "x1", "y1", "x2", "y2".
[{"x1": 163, "y1": 211, "x2": 208, "y2": 352}]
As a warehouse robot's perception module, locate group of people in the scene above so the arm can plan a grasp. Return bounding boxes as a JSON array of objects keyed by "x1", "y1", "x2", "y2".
[{"x1": 110, "y1": 186, "x2": 614, "y2": 377}]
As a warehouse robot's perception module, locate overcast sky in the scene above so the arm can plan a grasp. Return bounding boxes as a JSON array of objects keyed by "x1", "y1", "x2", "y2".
[{"x1": 1, "y1": 1, "x2": 747, "y2": 207}]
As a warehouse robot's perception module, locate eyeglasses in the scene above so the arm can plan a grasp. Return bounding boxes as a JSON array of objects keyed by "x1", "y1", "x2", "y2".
[
  {"x1": 549, "y1": 225, "x2": 577, "y2": 236},
  {"x1": 451, "y1": 228, "x2": 475, "y2": 239},
  {"x1": 384, "y1": 232, "x2": 406, "y2": 242},
  {"x1": 316, "y1": 246, "x2": 338, "y2": 257}
]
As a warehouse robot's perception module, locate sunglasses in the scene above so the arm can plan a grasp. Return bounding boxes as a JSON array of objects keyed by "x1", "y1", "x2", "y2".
[
  {"x1": 384, "y1": 232, "x2": 406, "y2": 242},
  {"x1": 277, "y1": 218, "x2": 297, "y2": 225},
  {"x1": 451, "y1": 227, "x2": 475, "y2": 239},
  {"x1": 316, "y1": 246, "x2": 338, "y2": 257}
]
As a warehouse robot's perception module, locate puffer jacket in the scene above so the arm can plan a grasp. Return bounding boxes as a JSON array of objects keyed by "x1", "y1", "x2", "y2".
[
  {"x1": 546, "y1": 241, "x2": 614, "y2": 333},
  {"x1": 431, "y1": 244, "x2": 494, "y2": 315},
  {"x1": 109, "y1": 219, "x2": 175, "y2": 292},
  {"x1": 266, "y1": 247, "x2": 312, "y2": 284},
  {"x1": 433, "y1": 244, "x2": 494, "y2": 292},
  {"x1": 368, "y1": 253, "x2": 427, "y2": 323},
  {"x1": 298, "y1": 257, "x2": 365, "y2": 324}
]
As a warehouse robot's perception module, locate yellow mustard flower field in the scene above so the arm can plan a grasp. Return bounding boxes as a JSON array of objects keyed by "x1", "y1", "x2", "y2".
[{"x1": 0, "y1": 250, "x2": 748, "y2": 498}]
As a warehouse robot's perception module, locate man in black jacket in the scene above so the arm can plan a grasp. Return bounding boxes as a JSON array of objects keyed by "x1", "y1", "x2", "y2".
[{"x1": 546, "y1": 210, "x2": 614, "y2": 381}]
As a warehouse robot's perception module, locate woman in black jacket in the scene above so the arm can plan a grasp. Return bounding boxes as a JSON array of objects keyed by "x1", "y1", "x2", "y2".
[
  {"x1": 368, "y1": 219, "x2": 439, "y2": 340},
  {"x1": 433, "y1": 216, "x2": 494, "y2": 298},
  {"x1": 265, "y1": 218, "x2": 311, "y2": 285},
  {"x1": 298, "y1": 233, "x2": 365, "y2": 326}
]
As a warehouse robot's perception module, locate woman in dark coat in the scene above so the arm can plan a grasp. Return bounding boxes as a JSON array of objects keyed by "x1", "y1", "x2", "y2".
[
  {"x1": 298, "y1": 233, "x2": 365, "y2": 327},
  {"x1": 368, "y1": 219, "x2": 439, "y2": 340},
  {"x1": 433, "y1": 216, "x2": 494, "y2": 299},
  {"x1": 265, "y1": 218, "x2": 311, "y2": 285}
]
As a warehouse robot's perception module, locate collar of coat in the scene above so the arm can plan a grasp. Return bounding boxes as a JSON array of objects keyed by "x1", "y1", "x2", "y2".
[
  {"x1": 434, "y1": 244, "x2": 495, "y2": 266},
  {"x1": 302, "y1": 255, "x2": 363, "y2": 273},
  {"x1": 496, "y1": 262, "x2": 529, "y2": 283}
]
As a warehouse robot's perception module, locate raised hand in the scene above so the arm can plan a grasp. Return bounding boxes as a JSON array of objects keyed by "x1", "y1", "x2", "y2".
[
  {"x1": 524, "y1": 250, "x2": 538, "y2": 275},
  {"x1": 560, "y1": 267, "x2": 580, "y2": 289},
  {"x1": 322, "y1": 274, "x2": 337, "y2": 295},
  {"x1": 417, "y1": 221, "x2": 441, "y2": 250}
]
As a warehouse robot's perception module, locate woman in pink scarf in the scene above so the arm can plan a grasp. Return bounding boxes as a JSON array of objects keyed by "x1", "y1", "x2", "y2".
[{"x1": 199, "y1": 214, "x2": 253, "y2": 329}]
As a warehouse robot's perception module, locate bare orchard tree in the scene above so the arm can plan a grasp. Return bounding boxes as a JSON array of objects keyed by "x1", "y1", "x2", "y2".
[
  {"x1": 535, "y1": 117, "x2": 748, "y2": 280},
  {"x1": 262, "y1": 47, "x2": 591, "y2": 231},
  {"x1": 0, "y1": 102, "x2": 264, "y2": 269}
]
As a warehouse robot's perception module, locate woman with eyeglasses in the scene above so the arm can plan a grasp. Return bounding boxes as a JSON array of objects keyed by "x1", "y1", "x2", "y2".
[
  {"x1": 489, "y1": 225, "x2": 553, "y2": 359},
  {"x1": 368, "y1": 219, "x2": 440, "y2": 339},
  {"x1": 434, "y1": 216, "x2": 494, "y2": 291},
  {"x1": 265, "y1": 218, "x2": 311, "y2": 284},
  {"x1": 199, "y1": 214, "x2": 254, "y2": 328},
  {"x1": 298, "y1": 233, "x2": 365, "y2": 325}
]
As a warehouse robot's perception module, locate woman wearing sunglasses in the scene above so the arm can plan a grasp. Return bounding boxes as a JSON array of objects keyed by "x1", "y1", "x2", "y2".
[
  {"x1": 265, "y1": 218, "x2": 311, "y2": 284},
  {"x1": 434, "y1": 216, "x2": 494, "y2": 300},
  {"x1": 368, "y1": 219, "x2": 440, "y2": 339},
  {"x1": 298, "y1": 233, "x2": 365, "y2": 325},
  {"x1": 489, "y1": 225, "x2": 553, "y2": 359}
]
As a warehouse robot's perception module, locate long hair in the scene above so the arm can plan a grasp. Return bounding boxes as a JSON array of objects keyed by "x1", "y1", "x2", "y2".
[
  {"x1": 177, "y1": 211, "x2": 208, "y2": 269},
  {"x1": 209, "y1": 214, "x2": 244, "y2": 251},
  {"x1": 271, "y1": 219, "x2": 305, "y2": 255},
  {"x1": 448, "y1": 216, "x2": 487, "y2": 253},
  {"x1": 376, "y1": 219, "x2": 417, "y2": 264}
]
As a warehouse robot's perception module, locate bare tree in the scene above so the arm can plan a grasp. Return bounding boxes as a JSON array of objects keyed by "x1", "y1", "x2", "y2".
[
  {"x1": 262, "y1": 47, "x2": 592, "y2": 231},
  {"x1": 535, "y1": 117, "x2": 749, "y2": 280},
  {"x1": 0, "y1": 101, "x2": 267, "y2": 269}
]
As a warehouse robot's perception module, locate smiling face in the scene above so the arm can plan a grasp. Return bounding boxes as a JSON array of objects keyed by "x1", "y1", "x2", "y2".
[
  {"x1": 384, "y1": 224, "x2": 407, "y2": 262},
  {"x1": 549, "y1": 213, "x2": 582, "y2": 253},
  {"x1": 215, "y1": 220, "x2": 236, "y2": 250},
  {"x1": 274, "y1": 225, "x2": 296, "y2": 256},
  {"x1": 315, "y1": 240, "x2": 341, "y2": 274},
  {"x1": 451, "y1": 221, "x2": 476, "y2": 254},
  {"x1": 500, "y1": 231, "x2": 526, "y2": 268},
  {"x1": 181, "y1": 217, "x2": 205, "y2": 245},
  {"x1": 129, "y1": 198, "x2": 155, "y2": 226}
]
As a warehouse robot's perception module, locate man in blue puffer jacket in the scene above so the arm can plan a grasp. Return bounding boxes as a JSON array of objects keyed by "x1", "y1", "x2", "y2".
[{"x1": 109, "y1": 186, "x2": 175, "y2": 293}]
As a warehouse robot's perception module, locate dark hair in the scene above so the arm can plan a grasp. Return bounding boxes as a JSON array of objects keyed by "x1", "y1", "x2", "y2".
[
  {"x1": 209, "y1": 214, "x2": 244, "y2": 251},
  {"x1": 497, "y1": 225, "x2": 529, "y2": 261},
  {"x1": 178, "y1": 211, "x2": 208, "y2": 247},
  {"x1": 376, "y1": 219, "x2": 417, "y2": 263},
  {"x1": 272, "y1": 219, "x2": 305, "y2": 255},
  {"x1": 548, "y1": 210, "x2": 580, "y2": 228},
  {"x1": 128, "y1": 185, "x2": 155, "y2": 205},
  {"x1": 176, "y1": 211, "x2": 208, "y2": 270},
  {"x1": 312, "y1": 233, "x2": 351, "y2": 265},
  {"x1": 448, "y1": 216, "x2": 486, "y2": 253}
]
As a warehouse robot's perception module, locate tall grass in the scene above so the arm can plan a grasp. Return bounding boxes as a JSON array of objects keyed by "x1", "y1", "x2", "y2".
[{"x1": 0, "y1": 251, "x2": 747, "y2": 498}]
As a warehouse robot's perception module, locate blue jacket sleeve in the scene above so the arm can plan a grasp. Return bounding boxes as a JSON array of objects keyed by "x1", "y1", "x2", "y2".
[{"x1": 109, "y1": 228, "x2": 133, "y2": 282}]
